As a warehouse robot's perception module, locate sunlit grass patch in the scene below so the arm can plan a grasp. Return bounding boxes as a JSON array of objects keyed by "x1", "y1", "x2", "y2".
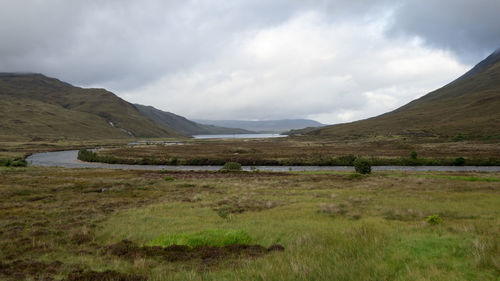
[
  {"x1": 384, "y1": 173, "x2": 500, "y2": 182},
  {"x1": 148, "y1": 229, "x2": 252, "y2": 248},
  {"x1": 424, "y1": 175, "x2": 500, "y2": 182}
]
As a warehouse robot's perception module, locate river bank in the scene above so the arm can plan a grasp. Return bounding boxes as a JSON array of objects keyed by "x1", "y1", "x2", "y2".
[{"x1": 27, "y1": 150, "x2": 500, "y2": 172}]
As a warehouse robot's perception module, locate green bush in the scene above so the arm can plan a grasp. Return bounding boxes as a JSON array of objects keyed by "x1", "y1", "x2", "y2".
[
  {"x1": 78, "y1": 149, "x2": 120, "y2": 164},
  {"x1": 221, "y1": 162, "x2": 242, "y2": 171},
  {"x1": 0, "y1": 158, "x2": 26, "y2": 167},
  {"x1": 164, "y1": 176, "x2": 176, "y2": 181},
  {"x1": 149, "y1": 229, "x2": 252, "y2": 248},
  {"x1": 353, "y1": 158, "x2": 371, "y2": 174},
  {"x1": 337, "y1": 155, "x2": 357, "y2": 165},
  {"x1": 426, "y1": 214, "x2": 442, "y2": 225},
  {"x1": 217, "y1": 208, "x2": 231, "y2": 220},
  {"x1": 0, "y1": 158, "x2": 12, "y2": 167},
  {"x1": 10, "y1": 159, "x2": 27, "y2": 167},
  {"x1": 169, "y1": 157, "x2": 179, "y2": 165},
  {"x1": 77, "y1": 149, "x2": 99, "y2": 162},
  {"x1": 451, "y1": 134, "x2": 468, "y2": 142},
  {"x1": 410, "y1": 151, "x2": 418, "y2": 159},
  {"x1": 453, "y1": 157, "x2": 466, "y2": 166}
]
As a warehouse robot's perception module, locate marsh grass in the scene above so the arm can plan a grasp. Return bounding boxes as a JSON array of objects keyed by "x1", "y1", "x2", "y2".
[
  {"x1": 384, "y1": 172, "x2": 500, "y2": 182},
  {"x1": 92, "y1": 137, "x2": 500, "y2": 166},
  {"x1": 0, "y1": 167, "x2": 499, "y2": 280}
]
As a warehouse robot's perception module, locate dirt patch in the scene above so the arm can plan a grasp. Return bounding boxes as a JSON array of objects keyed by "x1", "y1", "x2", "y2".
[
  {"x1": 212, "y1": 197, "x2": 283, "y2": 214},
  {"x1": 65, "y1": 270, "x2": 146, "y2": 281},
  {"x1": 267, "y1": 244, "x2": 285, "y2": 251},
  {"x1": 319, "y1": 203, "x2": 362, "y2": 220},
  {"x1": 0, "y1": 260, "x2": 63, "y2": 280},
  {"x1": 71, "y1": 232, "x2": 93, "y2": 245},
  {"x1": 105, "y1": 240, "x2": 284, "y2": 266}
]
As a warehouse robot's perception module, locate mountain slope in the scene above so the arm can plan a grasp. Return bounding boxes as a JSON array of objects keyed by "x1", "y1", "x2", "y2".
[
  {"x1": 0, "y1": 73, "x2": 182, "y2": 140},
  {"x1": 307, "y1": 49, "x2": 500, "y2": 138},
  {"x1": 134, "y1": 104, "x2": 254, "y2": 135},
  {"x1": 194, "y1": 119, "x2": 326, "y2": 133}
]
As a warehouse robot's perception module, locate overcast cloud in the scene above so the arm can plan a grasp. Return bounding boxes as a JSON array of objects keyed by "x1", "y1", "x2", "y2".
[{"x1": 1, "y1": 0, "x2": 499, "y2": 124}]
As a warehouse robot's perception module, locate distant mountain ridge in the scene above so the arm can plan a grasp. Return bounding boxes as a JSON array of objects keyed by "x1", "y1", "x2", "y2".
[
  {"x1": 194, "y1": 119, "x2": 326, "y2": 133},
  {"x1": 304, "y1": 49, "x2": 500, "y2": 138},
  {"x1": 134, "y1": 104, "x2": 254, "y2": 135}
]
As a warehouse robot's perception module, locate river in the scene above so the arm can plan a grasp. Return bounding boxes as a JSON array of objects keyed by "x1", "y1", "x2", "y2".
[{"x1": 26, "y1": 150, "x2": 500, "y2": 172}]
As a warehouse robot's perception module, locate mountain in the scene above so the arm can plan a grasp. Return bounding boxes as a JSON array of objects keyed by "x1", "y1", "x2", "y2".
[
  {"x1": 134, "y1": 104, "x2": 254, "y2": 135},
  {"x1": 0, "y1": 73, "x2": 182, "y2": 140},
  {"x1": 194, "y1": 119, "x2": 326, "y2": 133},
  {"x1": 303, "y1": 49, "x2": 500, "y2": 138}
]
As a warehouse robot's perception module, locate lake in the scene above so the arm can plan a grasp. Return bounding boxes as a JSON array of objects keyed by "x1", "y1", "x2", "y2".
[{"x1": 193, "y1": 133, "x2": 286, "y2": 139}]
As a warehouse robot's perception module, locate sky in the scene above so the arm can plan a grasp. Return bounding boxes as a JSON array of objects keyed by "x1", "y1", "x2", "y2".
[{"x1": 1, "y1": 0, "x2": 499, "y2": 124}]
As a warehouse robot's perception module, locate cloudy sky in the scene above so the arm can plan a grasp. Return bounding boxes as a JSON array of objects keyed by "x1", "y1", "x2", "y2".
[{"x1": 1, "y1": 0, "x2": 499, "y2": 124}]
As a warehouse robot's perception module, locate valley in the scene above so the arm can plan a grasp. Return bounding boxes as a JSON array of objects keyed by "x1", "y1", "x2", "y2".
[{"x1": 0, "y1": 29, "x2": 499, "y2": 281}]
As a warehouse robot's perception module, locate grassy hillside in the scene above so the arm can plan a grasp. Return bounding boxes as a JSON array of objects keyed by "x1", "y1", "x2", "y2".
[
  {"x1": 307, "y1": 50, "x2": 500, "y2": 139},
  {"x1": 134, "y1": 104, "x2": 254, "y2": 135},
  {"x1": 0, "y1": 73, "x2": 182, "y2": 140},
  {"x1": 0, "y1": 95, "x2": 129, "y2": 141}
]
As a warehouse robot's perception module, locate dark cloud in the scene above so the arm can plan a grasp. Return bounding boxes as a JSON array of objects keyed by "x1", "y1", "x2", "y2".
[{"x1": 389, "y1": 0, "x2": 500, "y2": 63}]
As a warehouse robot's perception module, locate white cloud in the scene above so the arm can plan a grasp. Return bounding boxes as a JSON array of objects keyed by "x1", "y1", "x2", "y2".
[{"x1": 122, "y1": 11, "x2": 469, "y2": 124}]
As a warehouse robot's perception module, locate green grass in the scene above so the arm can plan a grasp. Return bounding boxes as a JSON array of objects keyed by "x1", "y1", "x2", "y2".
[
  {"x1": 386, "y1": 173, "x2": 500, "y2": 182},
  {"x1": 424, "y1": 175, "x2": 500, "y2": 182},
  {"x1": 1, "y1": 167, "x2": 499, "y2": 280},
  {"x1": 148, "y1": 229, "x2": 252, "y2": 247}
]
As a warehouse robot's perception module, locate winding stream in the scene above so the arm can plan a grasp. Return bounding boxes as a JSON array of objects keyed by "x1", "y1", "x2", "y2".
[{"x1": 26, "y1": 150, "x2": 500, "y2": 172}]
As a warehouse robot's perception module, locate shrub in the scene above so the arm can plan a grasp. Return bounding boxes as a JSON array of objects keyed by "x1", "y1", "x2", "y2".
[
  {"x1": 451, "y1": 134, "x2": 468, "y2": 142},
  {"x1": 149, "y1": 229, "x2": 252, "y2": 248},
  {"x1": 410, "y1": 151, "x2": 418, "y2": 159},
  {"x1": 169, "y1": 157, "x2": 179, "y2": 165},
  {"x1": 221, "y1": 162, "x2": 242, "y2": 171},
  {"x1": 164, "y1": 176, "x2": 176, "y2": 181},
  {"x1": 453, "y1": 157, "x2": 466, "y2": 166},
  {"x1": 0, "y1": 158, "x2": 26, "y2": 167},
  {"x1": 337, "y1": 155, "x2": 357, "y2": 165},
  {"x1": 10, "y1": 159, "x2": 27, "y2": 167},
  {"x1": 353, "y1": 158, "x2": 371, "y2": 174},
  {"x1": 0, "y1": 158, "x2": 12, "y2": 167},
  {"x1": 217, "y1": 208, "x2": 231, "y2": 220},
  {"x1": 77, "y1": 149, "x2": 99, "y2": 162},
  {"x1": 426, "y1": 214, "x2": 442, "y2": 225}
]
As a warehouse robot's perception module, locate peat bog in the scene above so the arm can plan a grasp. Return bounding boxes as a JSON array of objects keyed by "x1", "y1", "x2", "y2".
[{"x1": 0, "y1": 166, "x2": 499, "y2": 280}]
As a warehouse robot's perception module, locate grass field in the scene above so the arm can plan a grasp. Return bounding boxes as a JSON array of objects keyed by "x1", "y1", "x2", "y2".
[
  {"x1": 1, "y1": 166, "x2": 499, "y2": 280},
  {"x1": 93, "y1": 136, "x2": 500, "y2": 166}
]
